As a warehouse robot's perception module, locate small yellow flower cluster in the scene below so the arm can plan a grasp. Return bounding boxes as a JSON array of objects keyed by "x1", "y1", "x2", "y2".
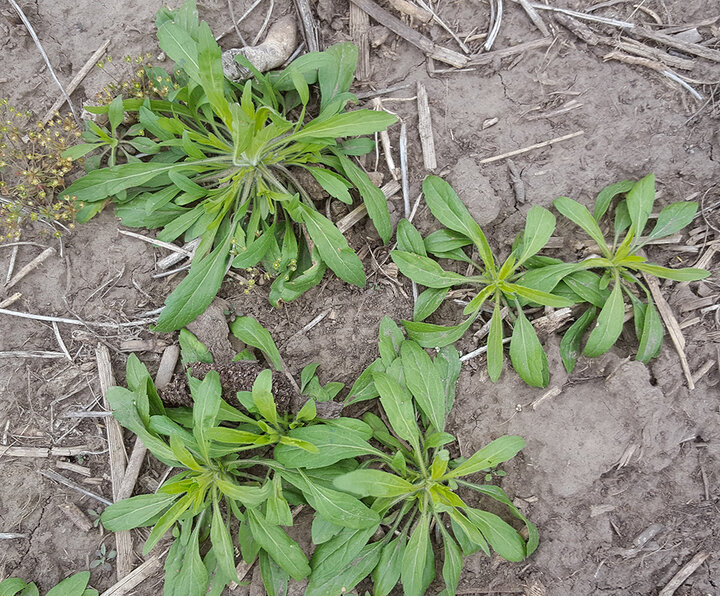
[{"x1": 94, "y1": 53, "x2": 176, "y2": 105}]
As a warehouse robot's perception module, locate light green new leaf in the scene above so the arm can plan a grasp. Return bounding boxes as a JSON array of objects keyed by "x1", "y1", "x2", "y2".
[
  {"x1": 509, "y1": 308, "x2": 549, "y2": 388},
  {"x1": 446, "y1": 435, "x2": 525, "y2": 479},
  {"x1": 625, "y1": 173, "x2": 655, "y2": 237},
  {"x1": 560, "y1": 306, "x2": 596, "y2": 373},
  {"x1": 215, "y1": 478, "x2": 272, "y2": 507},
  {"x1": 229, "y1": 316, "x2": 283, "y2": 370},
  {"x1": 645, "y1": 201, "x2": 697, "y2": 241},
  {"x1": 157, "y1": 21, "x2": 201, "y2": 82},
  {"x1": 196, "y1": 21, "x2": 231, "y2": 123},
  {"x1": 401, "y1": 341, "x2": 446, "y2": 431},
  {"x1": 628, "y1": 262, "x2": 709, "y2": 282},
  {"x1": 144, "y1": 493, "x2": 194, "y2": 553},
  {"x1": 402, "y1": 515, "x2": 430, "y2": 596},
  {"x1": 554, "y1": 196, "x2": 610, "y2": 257},
  {"x1": 372, "y1": 372, "x2": 419, "y2": 445},
  {"x1": 391, "y1": 250, "x2": 468, "y2": 288},
  {"x1": 486, "y1": 303, "x2": 504, "y2": 383},
  {"x1": 247, "y1": 509, "x2": 311, "y2": 580},
  {"x1": 414, "y1": 286, "x2": 448, "y2": 321},
  {"x1": 191, "y1": 370, "x2": 221, "y2": 456},
  {"x1": 300, "y1": 203, "x2": 366, "y2": 286},
  {"x1": 504, "y1": 282, "x2": 574, "y2": 308},
  {"x1": 101, "y1": 493, "x2": 177, "y2": 531},
  {"x1": 593, "y1": 179, "x2": 634, "y2": 221},
  {"x1": 294, "y1": 110, "x2": 397, "y2": 141},
  {"x1": 334, "y1": 469, "x2": 415, "y2": 498},
  {"x1": 396, "y1": 219, "x2": 427, "y2": 256},
  {"x1": 636, "y1": 296, "x2": 663, "y2": 364},
  {"x1": 465, "y1": 509, "x2": 526, "y2": 562},
  {"x1": 403, "y1": 312, "x2": 478, "y2": 348},
  {"x1": 517, "y1": 206, "x2": 555, "y2": 264},
  {"x1": 583, "y1": 281, "x2": 625, "y2": 357},
  {"x1": 422, "y1": 176, "x2": 495, "y2": 272}
]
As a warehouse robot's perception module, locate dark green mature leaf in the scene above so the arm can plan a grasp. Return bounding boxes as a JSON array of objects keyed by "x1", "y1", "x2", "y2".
[
  {"x1": 517, "y1": 206, "x2": 555, "y2": 263},
  {"x1": 306, "y1": 542, "x2": 384, "y2": 596},
  {"x1": 403, "y1": 312, "x2": 479, "y2": 348},
  {"x1": 247, "y1": 509, "x2": 311, "y2": 580},
  {"x1": 625, "y1": 173, "x2": 655, "y2": 236},
  {"x1": 274, "y1": 425, "x2": 382, "y2": 468},
  {"x1": 318, "y1": 42, "x2": 357, "y2": 109},
  {"x1": 396, "y1": 219, "x2": 427, "y2": 256},
  {"x1": 211, "y1": 500, "x2": 238, "y2": 581},
  {"x1": 401, "y1": 341, "x2": 446, "y2": 431},
  {"x1": 258, "y1": 551, "x2": 289, "y2": 596},
  {"x1": 465, "y1": 509, "x2": 526, "y2": 562},
  {"x1": 157, "y1": 21, "x2": 201, "y2": 82},
  {"x1": 636, "y1": 296, "x2": 663, "y2": 364},
  {"x1": 391, "y1": 250, "x2": 468, "y2": 288},
  {"x1": 486, "y1": 303, "x2": 504, "y2": 383},
  {"x1": 563, "y1": 270, "x2": 609, "y2": 308},
  {"x1": 306, "y1": 167, "x2": 353, "y2": 204},
  {"x1": 645, "y1": 201, "x2": 697, "y2": 241},
  {"x1": 441, "y1": 530, "x2": 462, "y2": 595},
  {"x1": 191, "y1": 370, "x2": 221, "y2": 454},
  {"x1": 231, "y1": 226, "x2": 274, "y2": 268},
  {"x1": 593, "y1": 179, "x2": 634, "y2": 221},
  {"x1": 504, "y1": 283, "x2": 573, "y2": 308},
  {"x1": 372, "y1": 536, "x2": 406, "y2": 596},
  {"x1": 422, "y1": 176, "x2": 495, "y2": 271},
  {"x1": 372, "y1": 372, "x2": 419, "y2": 445},
  {"x1": 509, "y1": 308, "x2": 549, "y2": 388},
  {"x1": 229, "y1": 316, "x2": 283, "y2": 370},
  {"x1": 414, "y1": 287, "x2": 448, "y2": 322},
  {"x1": 583, "y1": 281, "x2": 624, "y2": 357},
  {"x1": 554, "y1": 196, "x2": 610, "y2": 256},
  {"x1": 145, "y1": 493, "x2": 194, "y2": 553},
  {"x1": 629, "y1": 262, "x2": 709, "y2": 281},
  {"x1": 299, "y1": 203, "x2": 366, "y2": 286},
  {"x1": 334, "y1": 469, "x2": 415, "y2": 497},
  {"x1": 46, "y1": 572, "x2": 92, "y2": 596},
  {"x1": 516, "y1": 262, "x2": 579, "y2": 296},
  {"x1": 560, "y1": 306, "x2": 597, "y2": 373},
  {"x1": 101, "y1": 493, "x2": 177, "y2": 531},
  {"x1": 402, "y1": 514, "x2": 430, "y2": 596},
  {"x1": 295, "y1": 110, "x2": 397, "y2": 141},
  {"x1": 447, "y1": 436, "x2": 525, "y2": 479},
  {"x1": 378, "y1": 317, "x2": 404, "y2": 364},
  {"x1": 424, "y1": 228, "x2": 472, "y2": 256},
  {"x1": 155, "y1": 232, "x2": 233, "y2": 332}
]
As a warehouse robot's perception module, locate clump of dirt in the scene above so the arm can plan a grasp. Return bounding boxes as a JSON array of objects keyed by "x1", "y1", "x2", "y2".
[{"x1": 161, "y1": 360, "x2": 298, "y2": 413}]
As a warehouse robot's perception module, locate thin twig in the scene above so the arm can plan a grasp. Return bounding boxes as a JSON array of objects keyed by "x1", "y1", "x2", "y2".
[
  {"x1": 0, "y1": 293, "x2": 22, "y2": 309},
  {"x1": 415, "y1": 0, "x2": 471, "y2": 53},
  {"x1": 475, "y1": 130, "x2": 585, "y2": 164},
  {"x1": 658, "y1": 552, "x2": 710, "y2": 596},
  {"x1": 0, "y1": 308, "x2": 157, "y2": 328},
  {"x1": 100, "y1": 554, "x2": 165, "y2": 596},
  {"x1": 5, "y1": 247, "x2": 55, "y2": 290},
  {"x1": 118, "y1": 229, "x2": 194, "y2": 256},
  {"x1": 416, "y1": 81, "x2": 437, "y2": 170},
  {"x1": 526, "y1": 2, "x2": 634, "y2": 29},
  {"x1": 217, "y1": 0, "x2": 264, "y2": 42},
  {"x1": 517, "y1": 0, "x2": 550, "y2": 36},
  {"x1": 485, "y1": 0, "x2": 504, "y2": 51},
  {"x1": 7, "y1": 0, "x2": 80, "y2": 124},
  {"x1": 227, "y1": 0, "x2": 248, "y2": 46},
  {"x1": 52, "y1": 322, "x2": 72, "y2": 361},
  {"x1": 39, "y1": 469, "x2": 112, "y2": 506},
  {"x1": 251, "y1": 0, "x2": 275, "y2": 46}
]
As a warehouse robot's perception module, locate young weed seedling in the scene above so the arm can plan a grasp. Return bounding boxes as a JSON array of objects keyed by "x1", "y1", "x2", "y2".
[
  {"x1": 306, "y1": 318, "x2": 537, "y2": 596},
  {"x1": 548, "y1": 174, "x2": 709, "y2": 371},
  {"x1": 390, "y1": 175, "x2": 572, "y2": 387},
  {"x1": 63, "y1": 0, "x2": 396, "y2": 331}
]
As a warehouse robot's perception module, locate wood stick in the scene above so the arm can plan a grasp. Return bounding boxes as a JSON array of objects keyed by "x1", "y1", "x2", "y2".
[
  {"x1": 39, "y1": 469, "x2": 112, "y2": 506},
  {"x1": 416, "y1": 82, "x2": 437, "y2": 170},
  {"x1": 56, "y1": 461, "x2": 92, "y2": 477},
  {"x1": 526, "y1": 2, "x2": 634, "y2": 29},
  {"x1": 554, "y1": 12, "x2": 600, "y2": 45},
  {"x1": 466, "y1": 38, "x2": 553, "y2": 66},
  {"x1": 293, "y1": 0, "x2": 319, "y2": 53},
  {"x1": 0, "y1": 351, "x2": 66, "y2": 359},
  {"x1": 0, "y1": 308, "x2": 157, "y2": 328},
  {"x1": 52, "y1": 321, "x2": 72, "y2": 361},
  {"x1": 58, "y1": 502, "x2": 93, "y2": 532},
  {"x1": 631, "y1": 27, "x2": 720, "y2": 63},
  {"x1": 517, "y1": 0, "x2": 550, "y2": 37},
  {"x1": 336, "y1": 180, "x2": 400, "y2": 233},
  {"x1": 658, "y1": 551, "x2": 710, "y2": 596},
  {"x1": 100, "y1": 555, "x2": 164, "y2": 596},
  {"x1": 5, "y1": 247, "x2": 55, "y2": 290},
  {"x1": 0, "y1": 444, "x2": 91, "y2": 458},
  {"x1": 350, "y1": 4, "x2": 372, "y2": 81},
  {"x1": 156, "y1": 238, "x2": 199, "y2": 270},
  {"x1": 42, "y1": 39, "x2": 111, "y2": 124},
  {"x1": 349, "y1": 0, "x2": 469, "y2": 68},
  {"x1": 96, "y1": 344, "x2": 133, "y2": 580},
  {"x1": 0, "y1": 292, "x2": 21, "y2": 309},
  {"x1": 611, "y1": 39, "x2": 695, "y2": 71},
  {"x1": 476, "y1": 130, "x2": 584, "y2": 164},
  {"x1": 118, "y1": 229, "x2": 193, "y2": 256},
  {"x1": 388, "y1": 0, "x2": 432, "y2": 22},
  {"x1": 642, "y1": 275, "x2": 694, "y2": 390}
]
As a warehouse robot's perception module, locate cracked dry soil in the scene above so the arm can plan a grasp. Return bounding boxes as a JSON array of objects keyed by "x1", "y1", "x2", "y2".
[{"x1": 1, "y1": 0, "x2": 719, "y2": 594}]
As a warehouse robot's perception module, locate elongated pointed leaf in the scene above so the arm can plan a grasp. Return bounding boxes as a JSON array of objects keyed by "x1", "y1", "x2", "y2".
[
  {"x1": 563, "y1": 270, "x2": 609, "y2": 308},
  {"x1": 517, "y1": 206, "x2": 555, "y2": 263},
  {"x1": 274, "y1": 424, "x2": 382, "y2": 468},
  {"x1": 414, "y1": 286, "x2": 448, "y2": 322},
  {"x1": 403, "y1": 312, "x2": 478, "y2": 348},
  {"x1": 593, "y1": 179, "x2": 634, "y2": 221},
  {"x1": 504, "y1": 283, "x2": 574, "y2": 308},
  {"x1": 486, "y1": 303, "x2": 504, "y2": 382},
  {"x1": 318, "y1": 42, "x2": 358, "y2": 108},
  {"x1": 424, "y1": 228, "x2": 472, "y2": 255},
  {"x1": 391, "y1": 250, "x2": 468, "y2": 288},
  {"x1": 372, "y1": 372, "x2": 419, "y2": 444},
  {"x1": 229, "y1": 316, "x2": 283, "y2": 370},
  {"x1": 629, "y1": 262, "x2": 709, "y2": 282},
  {"x1": 646, "y1": 201, "x2": 697, "y2": 241},
  {"x1": 306, "y1": 167, "x2": 353, "y2": 204},
  {"x1": 396, "y1": 218, "x2": 427, "y2": 255},
  {"x1": 560, "y1": 306, "x2": 596, "y2": 373},
  {"x1": 247, "y1": 509, "x2": 311, "y2": 580},
  {"x1": 191, "y1": 370, "x2": 221, "y2": 452},
  {"x1": 583, "y1": 281, "x2": 625, "y2": 357},
  {"x1": 46, "y1": 572, "x2": 91, "y2": 596},
  {"x1": 509, "y1": 309, "x2": 549, "y2": 387},
  {"x1": 626, "y1": 174, "x2": 655, "y2": 236},
  {"x1": 372, "y1": 536, "x2": 406, "y2": 596},
  {"x1": 211, "y1": 499, "x2": 238, "y2": 581},
  {"x1": 422, "y1": 176, "x2": 495, "y2": 272},
  {"x1": 446, "y1": 435, "x2": 525, "y2": 479},
  {"x1": 101, "y1": 493, "x2": 177, "y2": 531},
  {"x1": 636, "y1": 296, "x2": 663, "y2": 364},
  {"x1": 300, "y1": 204, "x2": 366, "y2": 286},
  {"x1": 554, "y1": 196, "x2": 610, "y2": 256},
  {"x1": 402, "y1": 514, "x2": 430, "y2": 596},
  {"x1": 333, "y1": 469, "x2": 415, "y2": 498},
  {"x1": 294, "y1": 110, "x2": 397, "y2": 140},
  {"x1": 465, "y1": 509, "x2": 526, "y2": 562},
  {"x1": 401, "y1": 341, "x2": 446, "y2": 431}
]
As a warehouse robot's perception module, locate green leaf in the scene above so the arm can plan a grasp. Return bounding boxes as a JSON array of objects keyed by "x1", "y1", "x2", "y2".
[
  {"x1": 583, "y1": 280, "x2": 625, "y2": 357},
  {"x1": 247, "y1": 509, "x2": 311, "y2": 580},
  {"x1": 422, "y1": 176, "x2": 495, "y2": 272},
  {"x1": 503, "y1": 283, "x2": 574, "y2": 308},
  {"x1": 61, "y1": 142, "x2": 106, "y2": 160},
  {"x1": 424, "y1": 229, "x2": 472, "y2": 256},
  {"x1": 191, "y1": 370, "x2": 221, "y2": 457},
  {"x1": 274, "y1": 424, "x2": 382, "y2": 468},
  {"x1": 155, "y1": 233, "x2": 232, "y2": 331},
  {"x1": 144, "y1": 493, "x2": 194, "y2": 553},
  {"x1": 517, "y1": 206, "x2": 555, "y2": 264},
  {"x1": 636, "y1": 296, "x2": 663, "y2": 364},
  {"x1": 378, "y1": 317, "x2": 405, "y2": 364},
  {"x1": 509, "y1": 308, "x2": 549, "y2": 387},
  {"x1": 401, "y1": 340, "x2": 446, "y2": 431},
  {"x1": 312, "y1": 517, "x2": 343, "y2": 545},
  {"x1": 295, "y1": 110, "x2": 397, "y2": 141},
  {"x1": 403, "y1": 312, "x2": 478, "y2": 348},
  {"x1": 333, "y1": 469, "x2": 415, "y2": 497},
  {"x1": 441, "y1": 530, "x2": 462, "y2": 596},
  {"x1": 593, "y1": 179, "x2": 634, "y2": 221},
  {"x1": 560, "y1": 306, "x2": 597, "y2": 373},
  {"x1": 391, "y1": 250, "x2": 468, "y2": 288},
  {"x1": 0, "y1": 578, "x2": 30, "y2": 596},
  {"x1": 100, "y1": 493, "x2": 177, "y2": 531},
  {"x1": 396, "y1": 219, "x2": 427, "y2": 256},
  {"x1": 372, "y1": 372, "x2": 419, "y2": 445},
  {"x1": 211, "y1": 499, "x2": 238, "y2": 582},
  {"x1": 157, "y1": 21, "x2": 200, "y2": 82},
  {"x1": 401, "y1": 514, "x2": 430, "y2": 596},
  {"x1": 554, "y1": 196, "x2": 610, "y2": 256},
  {"x1": 646, "y1": 201, "x2": 698, "y2": 241},
  {"x1": 465, "y1": 509, "x2": 526, "y2": 562},
  {"x1": 299, "y1": 203, "x2": 366, "y2": 286},
  {"x1": 215, "y1": 478, "x2": 272, "y2": 507},
  {"x1": 625, "y1": 174, "x2": 655, "y2": 236},
  {"x1": 563, "y1": 270, "x2": 610, "y2": 308},
  {"x1": 176, "y1": 524, "x2": 210, "y2": 596},
  {"x1": 46, "y1": 572, "x2": 91, "y2": 596},
  {"x1": 628, "y1": 262, "x2": 709, "y2": 282},
  {"x1": 108, "y1": 95, "x2": 125, "y2": 133},
  {"x1": 463, "y1": 284, "x2": 494, "y2": 316},
  {"x1": 229, "y1": 316, "x2": 283, "y2": 370},
  {"x1": 414, "y1": 287, "x2": 448, "y2": 321},
  {"x1": 231, "y1": 226, "x2": 274, "y2": 268},
  {"x1": 258, "y1": 551, "x2": 289, "y2": 596},
  {"x1": 434, "y1": 345, "x2": 461, "y2": 414},
  {"x1": 372, "y1": 536, "x2": 405, "y2": 596},
  {"x1": 252, "y1": 369, "x2": 278, "y2": 425},
  {"x1": 179, "y1": 328, "x2": 213, "y2": 365},
  {"x1": 318, "y1": 42, "x2": 358, "y2": 109},
  {"x1": 197, "y1": 21, "x2": 231, "y2": 123},
  {"x1": 306, "y1": 167, "x2": 353, "y2": 204},
  {"x1": 447, "y1": 435, "x2": 525, "y2": 479},
  {"x1": 306, "y1": 542, "x2": 384, "y2": 596},
  {"x1": 486, "y1": 303, "x2": 504, "y2": 383}
]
